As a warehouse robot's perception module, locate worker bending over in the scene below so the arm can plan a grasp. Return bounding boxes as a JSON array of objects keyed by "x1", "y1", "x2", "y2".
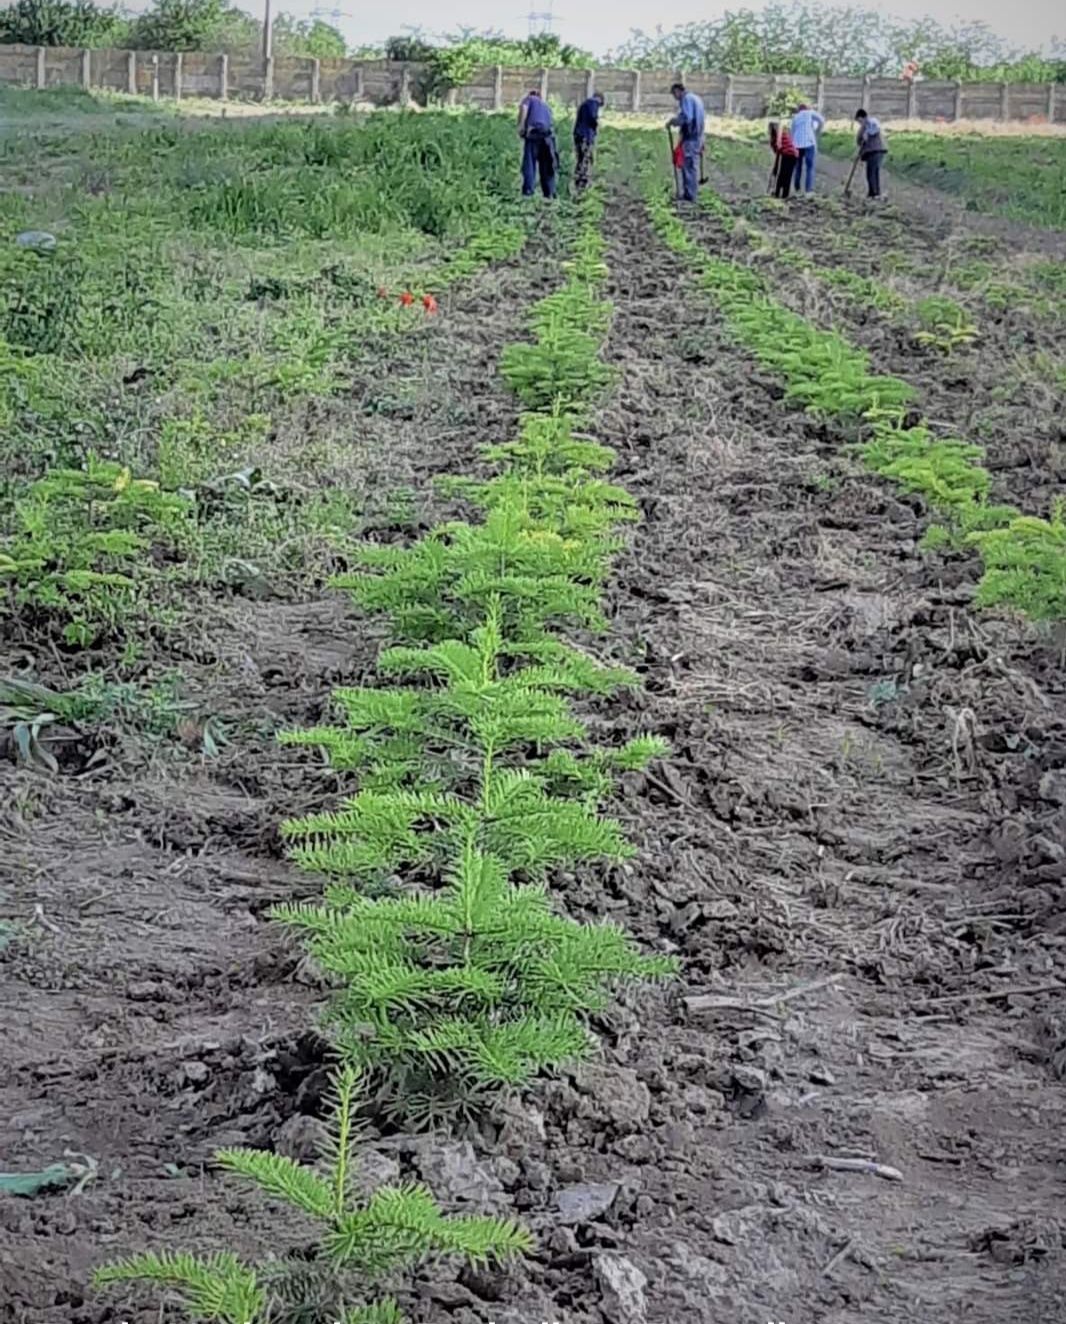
[
  {"x1": 667, "y1": 82, "x2": 706, "y2": 202},
  {"x1": 518, "y1": 90, "x2": 558, "y2": 198},
  {"x1": 573, "y1": 91, "x2": 605, "y2": 190}
]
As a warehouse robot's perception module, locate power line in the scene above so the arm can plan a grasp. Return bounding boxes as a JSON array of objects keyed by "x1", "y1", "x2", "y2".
[{"x1": 525, "y1": 5, "x2": 555, "y2": 37}]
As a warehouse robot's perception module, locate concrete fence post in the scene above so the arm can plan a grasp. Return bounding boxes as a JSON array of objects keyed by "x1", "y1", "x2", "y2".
[
  {"x1": 724, "y1": 72, "x2": 734, "y2": 115},
  {"x1": 173, "y1": 51, "x2": 183, "y2": 100},
  {"x1": 353, "y1": 62, "x2": 364, "y2": 102},
  {"x1": 35, "y1": 45, "x2": 46, "y2": 90},
  {"x1": 399, "y1": 62, "x2": 411, "y2": 105},
  {"x1": 906, "y1": 76, "x2": 917, "y2": 119},
  {"x1": 585, "y1": 67, "x2": 595, "y2": 98},
  {"x1": 263, "y1": 54, "x2": 274, "y2": 101},
  {"x1": 1000, "y1": 81, "x2": 1009, "y2": 120},
  {"x1": 631, "y1": 68, "x2": 641, "y2": 111},
  {"x1": 493, "y1": 64, "x2": 503, "y2": 110},
  {"x1": 815, "y1": 72, "x2": 825, "y2": 112},
  {"x1": 81, "y1": 48, "x2": 92, "y2": 90},
  {"x1": 219, "y1": 53, "x2": 228, "y2": 100},
  {"x1": 538, "y1": 66, "x2": 548, "y2": 99},
  {"x1": 310, "y1": 57, "x2": 320, "y2": 103},
  {"x1": 1048, "y1": 82, "x2": 1057, "y2": 123},
  {"x1": 862, "y1": 74, "x2": 872, "y2": 112},
  {"x1": 151, "y1": 54, "x2": 159, "y2": 102},
  {"x1": 127, "y1": 49, "x2": 136, "y2": 95},
  {"x1": 953, "y1": 79, "x2": 963, "y2": 119}
]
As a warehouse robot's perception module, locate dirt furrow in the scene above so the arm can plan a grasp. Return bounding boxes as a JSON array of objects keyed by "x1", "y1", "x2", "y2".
[
  {"x1": 564, "y1": 187, "x2": 1066, "y2": 1323},
  {"x1": 682, "y1": 203, "x2": 1066, "y2": 518}
]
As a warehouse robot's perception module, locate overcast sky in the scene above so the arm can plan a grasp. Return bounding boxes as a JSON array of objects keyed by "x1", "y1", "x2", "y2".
[{"x1": 276, "y1": 0, "x2": 1061, "y2": 58}]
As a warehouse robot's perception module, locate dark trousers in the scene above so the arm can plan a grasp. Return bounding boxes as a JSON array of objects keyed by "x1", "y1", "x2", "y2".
[
  {"x1": 864, "y1": 150, "x2": 886, "y2": 198},
  {"x1": 522, "y1": 132, "x2": 557, "y2": 198},
  {"x1": 573, "y1": 135, "x2": 595, "y2": 190},
  {"x1": 774, "y1": 153, "x2": 797, "y2": 198}
]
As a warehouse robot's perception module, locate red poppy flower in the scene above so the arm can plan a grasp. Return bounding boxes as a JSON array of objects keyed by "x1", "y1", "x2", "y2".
[
  {"x1": 399, "y1": 291, "x2": 415, "y2": 307},
  {"x1": 422, "y1": 294, "x2": 438, "y2": 314}
]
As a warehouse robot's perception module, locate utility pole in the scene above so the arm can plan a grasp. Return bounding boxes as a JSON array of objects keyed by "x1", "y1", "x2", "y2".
[{"x1": 262, "y1": 0, "x2": 273, "y2": 60}]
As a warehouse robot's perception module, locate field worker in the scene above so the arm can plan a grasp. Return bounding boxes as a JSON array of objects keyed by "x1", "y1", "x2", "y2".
[
  {"x1": 573, "y1": 90, "x2": 605, "y2": 190},
  {"x1": 790, "y1": 102, "x2": 825, "y2": 193},
  {"x1": 854, "y1": 107, "x2": 888, "y2": 200},
  {"x1": 518, "y1": 89, "x2": 558, "y2": 198},
  {"x1": 767, "y1": 120, "x2": 799, "y2": 198},
  {"x1": 667, "y1": 82, "x2": 706, "y2": 202}
]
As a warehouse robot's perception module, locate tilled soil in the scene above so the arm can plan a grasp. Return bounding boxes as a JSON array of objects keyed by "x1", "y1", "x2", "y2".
[
  {"x1": 0, "y1": 236, "x2": 564, "y2": 1323},
  {"x1": 3, "y1": 180, "x2": 1065, "y2": 1324},
  {"x1": 700, "y1": 168, "x2": 1066, "y2": 517}
]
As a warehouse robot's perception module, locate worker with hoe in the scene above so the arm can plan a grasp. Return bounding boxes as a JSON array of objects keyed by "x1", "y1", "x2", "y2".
[
  {"x1": 790, "y1": 101, "x2": 825, "y2": 193},
  {"x1": 573, "y1": 90, "x2": 605, "y2": 190},
  {"x1": 518, "y1": 88, "x2": 558, "y2": 198},
  {"x1": 666, "y1": 81, "x2": 706, "y2": 202},
  {"x1": 854, "y1": 107, "x2": 888, "y2": 200}
]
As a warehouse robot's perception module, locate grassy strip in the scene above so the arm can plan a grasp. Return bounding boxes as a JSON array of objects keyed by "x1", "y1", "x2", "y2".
[
  {"x1": 94, "y1": 193, "x2": 676, "y2": 1320},
  {"x1": 647, "y1": 169, "x2": 1065, "y2": 634},
  {"x1": 0, "y1": 212, "x2": 530, "y2": 654},
  {"x1": 819, "y1": 130, "x2": 1066, "y2": 231}
]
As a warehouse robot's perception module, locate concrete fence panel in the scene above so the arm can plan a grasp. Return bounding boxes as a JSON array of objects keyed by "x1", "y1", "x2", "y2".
[{"x1": 0, "y1": 44, "x2": 1060, "y2": 125}]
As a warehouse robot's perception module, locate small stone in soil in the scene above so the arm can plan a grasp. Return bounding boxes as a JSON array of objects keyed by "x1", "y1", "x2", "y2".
[
  {"x1": 595, "y1": 1253, "x2": 649, "y2": 1324},
  {"x1": 556, "y1": 1181, "x2": 621, "y2": 1225}
]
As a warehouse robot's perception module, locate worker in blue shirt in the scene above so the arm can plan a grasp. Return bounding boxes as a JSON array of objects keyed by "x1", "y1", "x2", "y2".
[
  {"x1": 517, "y1": 89, "x2": 558, "y2": 198},
  {"x1": 573, "y1": 91, "x2": 604, "y2": 190},
  {"x1": 667, "y1": 82, "x2": 706, "y2": 202}
]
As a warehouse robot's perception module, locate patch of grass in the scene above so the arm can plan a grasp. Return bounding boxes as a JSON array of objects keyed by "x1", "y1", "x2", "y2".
[{"x1": 823, "y1": 130, "x2": 1066, "y2": 230}]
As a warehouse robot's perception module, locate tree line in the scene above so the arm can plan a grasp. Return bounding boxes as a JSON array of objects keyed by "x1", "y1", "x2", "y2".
[
  {"x1": 0, "y1": 0, "x2": 347, "y2": 59},
  {"x1": 2, "y1": 1, "x2": 1062, "y2": 86},
  {"x1": 605, "y1": 5, "x2": 1066, "y2": 83}
]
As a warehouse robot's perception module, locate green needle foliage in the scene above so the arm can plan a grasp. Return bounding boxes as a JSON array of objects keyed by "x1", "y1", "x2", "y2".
[
  {"x1": 335, "y1": 503, "x2": 615, "y2": 644},
  {"x1": 95, "y1": 1068, "x2": 531, "y2": 1324},
  {"x1": 971, "y1": 503, "x2": 1066, "y2": 628},
  {"x1": 274, "y1": 844, "x2": 675, "y2": 1112},
  {"x1": 272, "y1": 188, "x2": 675, "y2": 1125},
  {"x1": 643, "y1": 165, "x2": 1063, "y2": 633},
  {"x1": 280, "y1": 608, "x2": 650, "y2": 881}
]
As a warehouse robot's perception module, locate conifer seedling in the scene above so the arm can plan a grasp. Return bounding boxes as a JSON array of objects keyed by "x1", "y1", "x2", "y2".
[{"x1": 94, "y1": 1067, "x2": 531, "y2": 1323}]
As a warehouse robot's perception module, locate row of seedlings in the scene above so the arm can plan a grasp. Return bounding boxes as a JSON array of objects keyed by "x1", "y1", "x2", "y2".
[
  {"x1": 646, "y1": 171, "x2": 1065, "y2": 640},
  {"x1": 697, "y1": 192, "x2": 985, "y2": 355},
  {"x1": 94, "y1": 191, "x2": 676, "y2": 1323}
]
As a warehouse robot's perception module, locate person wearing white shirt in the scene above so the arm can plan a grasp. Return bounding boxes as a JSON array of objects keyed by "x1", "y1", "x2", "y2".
[{"x1": 791, "y1": 103, "x2": 825, "y2": 194}]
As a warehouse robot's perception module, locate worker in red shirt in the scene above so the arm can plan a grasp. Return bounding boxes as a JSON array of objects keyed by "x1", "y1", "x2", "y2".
[{"x1": 768, "y1": 120, "x2": 799, "y2": 198}]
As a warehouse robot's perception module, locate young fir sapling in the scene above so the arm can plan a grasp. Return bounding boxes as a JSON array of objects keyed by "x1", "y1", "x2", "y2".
[{"x1": 94, "y1": 1068, "x2": 531, "y2": 1324}]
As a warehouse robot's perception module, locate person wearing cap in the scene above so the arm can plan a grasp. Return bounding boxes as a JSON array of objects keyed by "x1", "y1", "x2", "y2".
[
  {"x1": 666, "y1": 82, "x2": 706, "y2": 202},
  {"x1": 790, "y1": 102, "x2": 825, "y2": 194}
]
